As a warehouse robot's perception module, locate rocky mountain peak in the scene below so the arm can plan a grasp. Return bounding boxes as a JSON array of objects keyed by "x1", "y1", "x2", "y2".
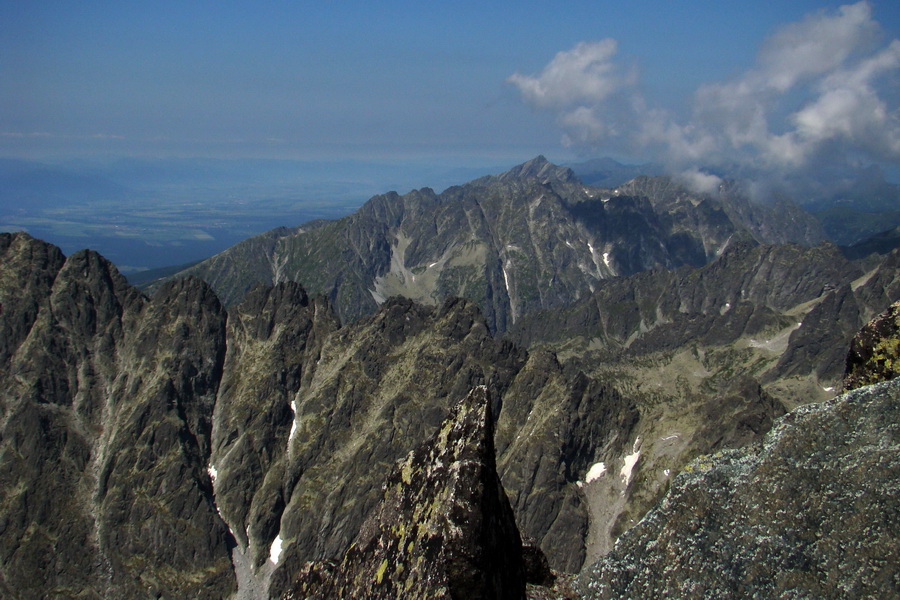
[
  {"x1": 284, "y1": 385, "x2": 527, "y2": 599},
  {"x1": 495, "y1": 155, "x2": 577, "y2": 185}
]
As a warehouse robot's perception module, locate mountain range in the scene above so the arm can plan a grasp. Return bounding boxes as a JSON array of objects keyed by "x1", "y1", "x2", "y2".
[
  {"x1": 2, "y1": 156, "x2": 900, "y2": 599},
  {"x1": 161, "y1": 156, "x2": 825, "y2": 333}
]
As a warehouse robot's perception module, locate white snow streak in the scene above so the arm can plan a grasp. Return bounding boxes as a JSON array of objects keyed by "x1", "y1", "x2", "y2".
[
  {"x1": 585, "y1": 462, "x2": 607, "y2": 483},
  {"x1": 269, "y1": 535, "x2": 284, "y2": 564},
  {"x1": 288, "y1": 399, "x2": 298, "y2": 442},
  {"x1": 207, "y1": 464, "x2": 218, "y2": 483},
  {"x1": 620, "y1": 438, "x2": 641, "y2": 487}
]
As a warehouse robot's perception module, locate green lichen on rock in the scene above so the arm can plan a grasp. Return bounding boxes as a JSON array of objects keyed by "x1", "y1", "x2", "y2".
[
  {"x1": 844, "y1": 299, "x2": 900, "y2": 391},
  {"x1": 283, "y1": 386, "x2": 528, "y2": 599}
]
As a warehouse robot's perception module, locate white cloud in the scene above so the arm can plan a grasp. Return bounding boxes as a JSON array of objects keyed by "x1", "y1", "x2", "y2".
[
  {"x1": 678, "y1": 168, "x2": 723, "y2": 195},
  {"x1": 755, "y1": 0, "x2": 879, "y2": 93},
  {"x1": 509, "y1": 1, "x2": 900, "y2": 189},
  {"x1": 507, "y1": 39, "x2": 632, "y2": 109}
]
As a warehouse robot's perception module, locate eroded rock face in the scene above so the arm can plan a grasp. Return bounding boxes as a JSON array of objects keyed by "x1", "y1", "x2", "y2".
[
  {"x1": 1, "y1": 233, "x2": 620, "y2": 598},
  {"x1": 0, "y1": 233, "x2": 234, "y2": 599},
  {"x1": 166, "y1": 158, "x2": 822, "y2": 333},
  {"x1": 284, "y1": 386, "x2": 526, "y2": 600},
  {"x1": 844, "y1": 299, "x2": 900, "y2": 391},
  {"x1": 576, "y1": 378, "x2": 900, "y2": 599}
]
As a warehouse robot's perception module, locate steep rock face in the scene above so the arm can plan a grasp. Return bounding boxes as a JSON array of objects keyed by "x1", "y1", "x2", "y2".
[
  {"x1": 506, "y1": 241, "x2": 889, "y2": 563},
  {"x1": 511, "y1": 242, "x2": 860, "y2": 353},
  {"x1": 0, "y1": 232, "x2": 66, "y2": 367},
  {"x1": 494, "y1": 351, "x2": 638, "y2": 572},
  {"x1": 577, "y1": 378, "x2": 900, "y2": 599},
  {"x1": 210, "y1": 282, "x2": 339, "y2": 564},
  {"x1": 0, "y1": 233, "x2": 235, "y2": 599},
  {"x1": 3, "y1": 233, "x2": 630, "y2": 599},
  {"x1": 284, "y1": 386, "x2": 526, "y2": 600},
  {"x1": 165, "y1": 157, "x2": 819, "y2": 332},
  {"x1": 843, "y1": 299, "x2": 900, "y2": 391}
]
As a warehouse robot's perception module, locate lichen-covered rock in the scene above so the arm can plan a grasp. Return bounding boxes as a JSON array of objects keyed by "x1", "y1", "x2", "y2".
[
  {"x1": 844, "y1": 299, "x2": 900, "y2": 391},
  {"x1": 576, "y1": 379, "x2": 900, "y2": 599},
  {"x1": 284, "y1": 386, "x2": 526, "y2": 599}
]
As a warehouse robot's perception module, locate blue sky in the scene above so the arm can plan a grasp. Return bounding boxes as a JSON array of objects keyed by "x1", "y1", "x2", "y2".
[{"x1": 3, "y1": 1, "x2": 900, "y2": 173}]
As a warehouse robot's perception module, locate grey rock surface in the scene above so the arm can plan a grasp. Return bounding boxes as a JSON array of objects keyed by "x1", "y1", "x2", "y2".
[{"x1": 577, "y1": 378, "x2": 900, "y2": 599}]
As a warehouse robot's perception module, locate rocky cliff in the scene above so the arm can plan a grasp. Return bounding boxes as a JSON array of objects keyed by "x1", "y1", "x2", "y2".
[
  {"x1": 0, "y1": 232, "x2": 634, "y2": 597},
  {"x1": 0, "y1": 233, "x2": 234, "y2": 599}
]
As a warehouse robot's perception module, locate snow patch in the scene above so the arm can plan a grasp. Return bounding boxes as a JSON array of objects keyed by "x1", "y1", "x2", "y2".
[
  {"x1": 502, "y1": 263, "x2": 511, "y2": 295},
  {"x1": 585, "y1": 462, "x2": 607, "y2": 483},
  {"x1": 823, "y1": 386, "x2": 834, "y2": 392},
  {"x1": 716, "y1": 234, "x2": 734, "y2": 257},
  {"x1": 288, "y1": 399, "x2": 298, "y2": 442},
  {"x1": 620, "y1": 438, "x2": 641, "y2": 488},
  {"x1": 602, "y1": 252, "x2": 611, "y2": 268},
  {"x1": 660, "y1": 434, "x2": 680, "y2": 441},
  {"x1": 207, "y1": 464, "x2": 218, "y2": 483},
  {"x1": 269, "y1": 534, "x2": 284, "y2": 564}
]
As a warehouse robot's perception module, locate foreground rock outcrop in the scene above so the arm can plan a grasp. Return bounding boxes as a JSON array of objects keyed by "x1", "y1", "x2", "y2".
[
  {"x1": 844, "y1": 299, "x2": 900, "y2": 391},
  {"x1": 284, "y1": 386, "x2": 526, "y2": 599},
  {"x1": 576, "y1": 378, "x2": 900, "y2": 599}
]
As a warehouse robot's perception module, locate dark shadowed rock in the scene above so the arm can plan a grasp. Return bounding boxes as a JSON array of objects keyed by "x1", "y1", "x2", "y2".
[
  {"x1": 284, "y1": 386, "x2": 526, "y2": 600},
  {"x1": 0, "y1": 233, "x2": 235, "y2": 599},
  {"x1": 844, "y1": 299, "x2": 900, "y2": 391}
]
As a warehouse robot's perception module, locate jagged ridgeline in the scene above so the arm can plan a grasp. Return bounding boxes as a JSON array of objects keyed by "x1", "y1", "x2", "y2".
[
  {"x1": 157, "y1": 156, "x2": 825, "y2": 332},
  {"x1": 0, "y1": 232, "x2": 633, "y2": 598},
  {"x1": 4, "y1": 154, "x2": 900, "y2": 600}
]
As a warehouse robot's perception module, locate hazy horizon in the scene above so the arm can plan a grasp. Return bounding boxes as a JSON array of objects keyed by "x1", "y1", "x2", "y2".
[{"x1": 5, "y1": 2, "x2": 899, "y2": 183}]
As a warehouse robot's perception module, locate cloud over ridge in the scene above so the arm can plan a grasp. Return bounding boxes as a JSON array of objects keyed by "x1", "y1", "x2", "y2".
[{"x1": 508, "y1": 1, "x2": 900, "y2": 193}]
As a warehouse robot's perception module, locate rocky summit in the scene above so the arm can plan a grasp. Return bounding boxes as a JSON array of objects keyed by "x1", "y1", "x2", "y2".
[
  {"x1": 160, "y1": 156, "x2": 824, "y2": 332},
  {"x1": 284, "y1": 386, "x2": 527, "y2": 600}
]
